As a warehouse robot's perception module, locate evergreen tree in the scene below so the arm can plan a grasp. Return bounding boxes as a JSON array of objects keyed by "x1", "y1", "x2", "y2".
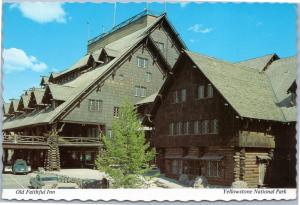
[{"x1": 96, "y1": 100, "x2": 155, "y2": 188}]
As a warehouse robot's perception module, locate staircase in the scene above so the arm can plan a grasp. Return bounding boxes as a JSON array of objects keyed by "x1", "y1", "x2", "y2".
[{"x1": 45, "y1": 135, "x2": 61, "y2": 171}]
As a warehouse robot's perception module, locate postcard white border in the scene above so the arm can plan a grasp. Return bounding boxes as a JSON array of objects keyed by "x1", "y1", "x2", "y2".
[{"x1": 1, "y1": 189, "x2": 297, "y2": 201}]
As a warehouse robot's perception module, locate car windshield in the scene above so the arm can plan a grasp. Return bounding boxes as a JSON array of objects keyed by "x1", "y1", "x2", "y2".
[{"x1": 41, "y1": 177, "x2": 58, "y2": 181}]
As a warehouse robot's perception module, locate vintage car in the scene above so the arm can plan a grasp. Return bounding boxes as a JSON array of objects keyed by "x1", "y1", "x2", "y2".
[
  {"x1": 52, "y1": 182, "x2": 79, "y2": 189},
  {"x1": 30, "y1": 174, "x2": 59, "y2": 189},
  {"x1": 12, "y1": 159, "x2": 30, "y2": 174}
]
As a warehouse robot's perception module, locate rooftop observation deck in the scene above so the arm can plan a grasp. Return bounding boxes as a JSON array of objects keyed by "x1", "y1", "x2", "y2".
[{"x1": 2, "y1": 135, "x2": 102, "y2": 149}]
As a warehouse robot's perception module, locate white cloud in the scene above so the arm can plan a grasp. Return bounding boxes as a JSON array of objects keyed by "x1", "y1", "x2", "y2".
[
  {"x1": 3, "y1": 48, "x2": 47, "y2": 73},
  {"x1": 180, "y1": 2, "x2": 189, "y2": 8},
  {"x1": 189, "y1": 39, "x2": 199, "y2": 44},
  {"x1": 188, "y1": 24, "x2": 214, "y2": 34},
  {"x1": 10, "y1": 2, "x2": 66, "y2": 24}
]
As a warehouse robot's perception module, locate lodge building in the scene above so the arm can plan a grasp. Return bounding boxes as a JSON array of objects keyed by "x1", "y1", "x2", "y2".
[
  {"x1": 2, "y1": 11, "x2": 185, "y2": 170},
  {"x1": 2, "y1": 11, "x2": 296, "y2": 188},
  {"x1": 143, "y1": 51, "x2": 296, "y2": 188}
]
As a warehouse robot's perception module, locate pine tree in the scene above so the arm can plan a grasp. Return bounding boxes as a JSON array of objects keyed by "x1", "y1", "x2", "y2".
[{"x1": 96, "y1": 100, "x2": 155, "y2": 188}]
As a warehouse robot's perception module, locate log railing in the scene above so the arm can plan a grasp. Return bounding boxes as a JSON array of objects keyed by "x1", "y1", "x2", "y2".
[
  {"x1": 2, "y1": 135, "x2": 47, "y2": 145},
  {"x1": 2, "y1": 135, "x2": 101, "y2": 146},
  {"x1": 58, "y1": 136, "x2": 101, "y2": 145},
  {"x1": 238, "y1": 131, "x2": 275, "y2": 148}
]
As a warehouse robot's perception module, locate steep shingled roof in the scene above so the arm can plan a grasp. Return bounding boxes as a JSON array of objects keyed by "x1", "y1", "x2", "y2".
[
  {"x1": 2, "y1": 13, "x2": 181, "y2": 130},
  {"x1": 265, "y1": 56, "x2": 297, "y2": 106},
  {"x1": 47, "y1": 84, "x2": 76, "y2": 101},
  {"x1": 235, "y1": 54, "x2": 277, "y2": 72},
  {"x1": 185, "y1": 50, "x2": 286, "y2": 122}
]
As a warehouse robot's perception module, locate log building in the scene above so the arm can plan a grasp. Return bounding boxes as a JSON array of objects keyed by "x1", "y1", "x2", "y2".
[
  {"x1": 144, "y1": 51, "x2": 297, "y2": 188},
  {"x1": 2, "y1": 11, "x2": 185, "y2": 170}
]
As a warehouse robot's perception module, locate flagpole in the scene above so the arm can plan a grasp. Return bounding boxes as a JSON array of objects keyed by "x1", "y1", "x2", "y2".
[{"x1": 113, "y1": 2, "x2": 117, "y2": 27}]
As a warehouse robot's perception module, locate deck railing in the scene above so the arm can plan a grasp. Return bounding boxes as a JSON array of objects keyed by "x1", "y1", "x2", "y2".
[
  {"x1": 2, "y1": 135, "x2": 47, "y2": 144},
  {"x1": 58, "y1": 136, "x2": 101, "y2": 145},
  {"x1": 2, "y1": 135, "x2": 101, "y2": 146}
]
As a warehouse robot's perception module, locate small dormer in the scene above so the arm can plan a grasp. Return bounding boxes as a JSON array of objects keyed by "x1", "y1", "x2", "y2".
[
  {"x1": 287, "y1": 81, "x2": 297, "y2": 106},
  {"x1": 40, "y1": 76, "x2": 50, "y2": 87},
  {"x1": 42, "y1": 84, "x2": 74, "y2": 109},
  {"x1": 8, "y1": 99, "x2": 21, "y2": 116},
  {"x1": 28, "y1": 87, "x2": 46, "y2": 110},
  {"x1": 17, "y1": 94, "x2": 32, "y2": 113},
  {"x1": 3, "y1": 102, "x2": 11, "y2": 117}
]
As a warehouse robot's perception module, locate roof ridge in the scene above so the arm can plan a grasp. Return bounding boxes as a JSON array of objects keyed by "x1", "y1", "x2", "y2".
[
  {"x1": 235, "y1": 53, "x2": 276, "y2": 63},
  {"x1": 185, "y1": 50, "x2": 262, "y2": 74}
]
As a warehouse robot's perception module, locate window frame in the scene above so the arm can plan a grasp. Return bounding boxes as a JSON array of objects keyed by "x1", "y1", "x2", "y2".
[
  {"x1": 88, "y1": 99, "x2": 103, "y2": 112},
  {"x1": 137, "y1": 57, "x2": 148, "y2": 68}
]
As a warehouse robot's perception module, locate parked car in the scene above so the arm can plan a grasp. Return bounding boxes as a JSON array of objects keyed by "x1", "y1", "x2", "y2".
[
  {"x1": 30, "y1": 174, "x2": 59, "y2": 189},
  {"x1": 12, "y1": 159, "x2": 29, "y2": 175},
  {"x1": 52, "y1": 182, "x2": 79, "y2": 189}
]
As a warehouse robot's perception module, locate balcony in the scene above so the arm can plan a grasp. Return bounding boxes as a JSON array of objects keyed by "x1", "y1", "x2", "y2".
[
  {"x1": 58, "y1": 136, "x2": 102, "y2": 147},
  {"x1": 2, "y1": 135, "x2": 102, "y2": 149},
  {"x1": 2, "y1": 135, "x2": 48, "y2": 149}
]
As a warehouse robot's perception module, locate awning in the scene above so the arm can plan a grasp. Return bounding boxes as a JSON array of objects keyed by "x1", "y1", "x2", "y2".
[{"x1": 199, "y1": 154, "x2": 224, "y2": 160}]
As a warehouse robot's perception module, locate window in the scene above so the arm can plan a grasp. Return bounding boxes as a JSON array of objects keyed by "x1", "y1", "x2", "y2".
[
  {"x1": 134, "y1": 86, "x2": 147, "y2": 97},
  {"x1": 173, "y1": 90, "x2": 179, "y2": 103},
  {"x1": 107, "y1": 129, "x2": 113, "y2": 138},
  {"x1": 173, "y1": 89, "x2": 186, "y2": 103},
  {"x1": 194, "y1": 121, "x2": 199, "y2": 134},
  {"x1": 171, "y1": 160, "x2": 179, "y2": 175},
  {"x1": 181, "y1": 89, "x2": 186, "y2": 102},
  {"x1": 183, "y1": 121, "x2": 189, "y2": 135},
  {"x1": 201, "y1": 120, "x2": 209, "y2": 134},
  {"x1": 207, "y1": 161, "x2": 222, "y2": 177},
  {"x1": 207, "y1": 84, "x2": 214, "y2": 98},
  {"x1": 88, "y1": 127, "x2": 98, "y2": 138},
  {"x1": 88, "y1": 99, "x2": 103, "y2": 112},
  {"x1": 212, "y1": 119, "x2": 218, "y2": 134},
  {"x1": 118, "y1": 74, "x2": 124, "y2": 81},
  {"x1": 145, "y1": 72, "x2": 152, "y2": 82},
  {"x1": 137, "y1": 57, "x2": 148, "y2": 68},
  {"x1": 198, "y1": 85, "x2": 205, "y2": 99},
  {"x1": 155, "y1": 42, "x2": 164, "y2": 52},
  {"x1": 177, "y1": 122, "x2": 183, "y2": 135},
  {"x1": 169, "y1": 123, "x2": 174, "y2": 136},
  {"x1": 113, "y1": 106, "x2": 120, "y2": 117}
]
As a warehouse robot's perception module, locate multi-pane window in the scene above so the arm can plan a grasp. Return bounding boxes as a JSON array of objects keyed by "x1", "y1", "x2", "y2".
[
  {"x1": 134, "y1": 86, "x2": 147, "y2": 97},
  {"x1": 145, "y1": 72, "x2": 152, "y2": 82},
  {"x1": 88, "y1": 99, "x2": 103, "y2": 112},
  {"x1": 173, "y1": 89, "x2": 187, "y2": 103},
  {"x1": 171, "y1": 160, "x2": 179, "y2": 175},
  {"x1": 198, "y1": 85, "x2": 205, "y2": 99},
  {"x1": 194, "y1": 121, "x2": 199, "y2": 134},
  {"x1": 177, "y1": 122, "x2": 183, "y2": 135},
  {"x1": 113, "y1": 106, "x2": 120, "y2": 117},
  {"x1": 137, "y1": 57, "x2": 148, "y2": 68},
  {"x1": 169, "y1": 123, "x2": 174, "y2": 135},
  {"x1": 183, "y1": 121, "x2": 189, "y2": 135},
  {"x1": 181, "y1": 89, "x2": 187, "y2": 102},
  {"x1": 87, "y1": 127, "x2": 98, "y2": 138},
  {"x1": 107, "y1": 129, "x2": 113, "y2": 138},
  {"x1": 155, "y1": 42, "x2": 164, "y2": 52},
  {"x1": 207, "y1": 84, "x2": 214, "y2": 98},
  {"x1": 212, "y1": 119, "x2": 219, "y2": 134},
  {"x1": 207, "y1": 161, "x2": 222, "y2": 177}
]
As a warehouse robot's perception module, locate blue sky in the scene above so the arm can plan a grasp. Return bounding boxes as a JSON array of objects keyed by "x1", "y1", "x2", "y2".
[{"x1": 2, "y1": 2, "x2": 296, "y2": 101}]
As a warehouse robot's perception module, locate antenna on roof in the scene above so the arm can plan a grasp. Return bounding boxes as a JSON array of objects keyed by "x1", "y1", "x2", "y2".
[
  {"x1": 113, "y1": 2, "x2": 117, "y2": 27},
  {"x1": 164, "y1": 0, "x2": 167, "y2": 13}
]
